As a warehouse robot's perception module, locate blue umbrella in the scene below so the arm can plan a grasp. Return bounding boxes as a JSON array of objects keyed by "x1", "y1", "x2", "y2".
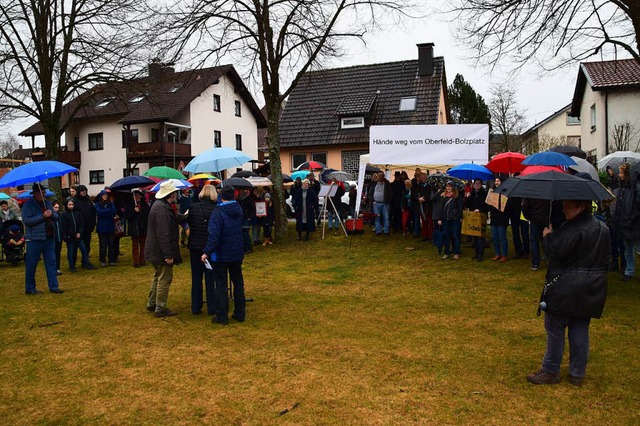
[
  {"x1": 521, "y1": 152, "x2": 577, "y2": 167},
  {"x1": 0, "y1": 160, "x2": 78, "y2": 188},
  {"x1": 17, "y1": 189, "x2": 56, "y2": 200},
  {"x1": 291, "y1": 170, "x2": 313, "y2": 181},
  {"x1": 0, "y1": 193, "x2": 10, "y2": 200},
  {"x1": 184, "y1": 147, "x2": 252, "y2": 173},
  {"x1": 149, "y1": 179, "x2": 193, "y2": 193},
  {"x1": 109, "y1": 175, "x2": 156, "y2": 191},
  {"x1": 447, "y1": 164, "x2": 494, "y2": 181}
]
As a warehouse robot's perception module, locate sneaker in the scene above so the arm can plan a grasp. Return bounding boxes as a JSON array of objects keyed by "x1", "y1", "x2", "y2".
[
  {"x1": 530, "y1": 266, "x2": 539, "y2": 271},
  {"x1": 568, "y1": 375, "x2": 584, "y2": 387},
  {"x1": 453, "y1": 255, "x2": 459, "y2": 260},
  {"x1": 56, "y1": 270, "x2": 63, "y2": 276},
  {"x1": 109, "y1": 262, "x2": 116, "y2": 266},
  {"x1": 101, "y1": 262, "x2": 107, "y2": 267},
  {"x1": 441, "y1": 255, "x2": 449, "y2": 260},
  {"x1": 154, "y1": 308, "x2": 177, "y2": 318},
  {"x1": 526, "y1": 368, "x2": 560, "y2": 385}
]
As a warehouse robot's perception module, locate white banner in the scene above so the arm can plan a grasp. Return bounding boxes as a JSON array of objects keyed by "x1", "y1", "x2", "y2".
[{"x1": 369, "y1": 124, "x2": 489, "y2": 165}]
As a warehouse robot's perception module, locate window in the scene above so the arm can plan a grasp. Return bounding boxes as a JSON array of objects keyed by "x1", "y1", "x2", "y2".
[
  {"x1": 123, "y1": 168, "x2": 140, "y2": 177},
  {"x1": 95, "y1": 97, "x2": 114, "y2": 108},
  {"x1": 121, "y1": 129, "x2": 139, "y2": 148},
  {"x1": 311, "y1": 152, "x2": 327, "y2": 165},
  {"x1": 214, "y1": 130, "x2": 222, "y2": 147},
  {"x1": 235, "y1": 100, "x2": 242, "y2": 117},
  {"x1": 590, "y1": 104, "x2": 596, "y2": 131},
  {"x1": 151, "y1": 128, "x2": 159, "y2": 142},
  {"x1": 213, "y1": 95, "x2": 221, "y2": 112},
  {"x1": 89, "y1": 170, "x2": 105, "y2": 184},
  {"x1": 88, "y1": 133, "x2": 104, "y2": 151},
  {"x1": 340, "y1": 116, "x2": 365, "y2": 129},
  {"x1": 235, "y1": 134, "x2": 242, "y2": 151},
  {"x1": 291, "y1": 153, "x2": 307, "y2": 170},
  {"x1": 129, "y1": 94, "x2": 145, "y2": 103},
  {"x1": 169, "y1": 83, "x2": 183, "y2": 93},
  {"x1": 399, "y1": 97, "x2": 417, "y2": 111},
  {"x1": 566, "y1": 113, "x2": 580, "y2": 126}
]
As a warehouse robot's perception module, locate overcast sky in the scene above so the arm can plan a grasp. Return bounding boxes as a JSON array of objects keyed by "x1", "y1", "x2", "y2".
[{"x1": 0, "y1": 5, "x2": 625, "y2": 146}]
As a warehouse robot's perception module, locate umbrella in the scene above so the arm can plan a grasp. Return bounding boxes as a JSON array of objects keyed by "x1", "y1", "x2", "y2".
[
  {"x1": 267, "y1": 173, "x2": 292, "y2": 183},
  {"x1": 569, "y1": 157, "x2": 599, "y2": 180},
  {"x1": 231, "y1": 170, "x2": 258, "y2": 178},
  {"x1": 447, "y1": 163, "x2": 494, "y2": 181},
  {"x1": 0, "y1": 160, "x2": 78, "y2": 188},
  {"x1": 494, "y1": 171, "x2": 613, "y2": 201},
  {"x1": 597, "y1": 151, "x2": 640, "y2": 171},
  {"x1": 187, "y1": 173, "x2": 220, "y2": 187},
  {"x1": 520, "y1": 165, "x2": 565, "y2": 177},
  {"x1": 144, "y1": 166, "x2": 185, "y2": 180},
  {"x1": 296, "y1": 160, "x2": 326, "y2": 171},
  {"x1": 245, "y1": 176, "x2": 273, "y2": 187},
  {"x1": 549, "y1": 145, "x2": 587, "y2": 159},
  {"x1": 486, "y1": 152, "x2": 526, "y2": 174},
  {"x1": 17, "y1": 189, "x2": 56, "y2": 199},
  {"x1": 326, "y1": 171, "x2": 355, "y2": 182},
  {"x1": 320, "y1": 168, "x2": 338, "y2": 183},
  {"x1": 0, "y1": 193, "x2": 10, "y2": 200},
  {"x1": 365, "y1": 164, "x2": 381, "y2": 173},
  {"x1": 222, "y1": 177, "x2": 254, "y2": 189},
  {"x1": 109, "y1": 175, "x2": 157, "y2": 191},
  {"x1": 521, "y1": 152, "x2": 577, "y2": 167},
  {"x1": 291, "y1": 170, "x2": 313, "y2": 181},
  {"x1": 425, "y1": 172, "x2": 466, "y2": 191},
  {"x1": 149, "y1": 179, "x2": 193, "y2": 193},
  {"x1": 184, "y1": 147, "x2": 252, "y2": 173}
]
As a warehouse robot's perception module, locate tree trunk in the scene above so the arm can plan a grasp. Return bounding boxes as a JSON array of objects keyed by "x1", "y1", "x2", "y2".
[
  {"x1": 265, "y1": 103, "x2": 288, "y2": 240},
  {"x1": 43, "y1": 123, "x2": 62, "y2": 197}
]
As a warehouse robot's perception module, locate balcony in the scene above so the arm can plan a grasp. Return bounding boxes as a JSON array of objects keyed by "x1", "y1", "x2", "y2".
[
  {"x1": 32, "y1": 149, "x2": 81, "y2": 166},
  {"x1": 127, "y1": 141, "x2": 192, "y2": 164}
]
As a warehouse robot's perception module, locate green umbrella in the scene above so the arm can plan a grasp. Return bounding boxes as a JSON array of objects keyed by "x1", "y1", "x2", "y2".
[{"x1": 144, "y1": 166, "x2": 185, "y2": 180}]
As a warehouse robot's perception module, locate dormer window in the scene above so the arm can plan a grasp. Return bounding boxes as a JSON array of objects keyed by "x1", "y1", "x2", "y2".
[
  {"x1": 399, "y1": 97, "x2": 417, "y2": 111},
  {"x1": 95, "y1": 97, "x2": 114, "y2": 108},
  {"x1": 341, "y1": 117, "x2": 365, "y2": 129},
  {"x1": 129, "y1": 94, "x2": 145, "y2": 103},
  {"x1": 169, "y1": 83, "x2": 183, "y2": 93}
]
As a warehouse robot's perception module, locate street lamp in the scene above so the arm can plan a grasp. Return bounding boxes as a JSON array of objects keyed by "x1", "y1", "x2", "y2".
[{"x1": 168, "y1": 130, "x2": 177, "y2": 168}]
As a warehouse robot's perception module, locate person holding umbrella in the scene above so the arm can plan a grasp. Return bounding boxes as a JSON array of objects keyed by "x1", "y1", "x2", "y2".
[{"x1": 22, "y1": 183, "x2": 64, "y2": 294}]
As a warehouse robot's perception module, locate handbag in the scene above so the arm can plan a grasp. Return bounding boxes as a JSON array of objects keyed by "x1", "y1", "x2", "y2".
[{"x1": 114, "y1": 218, "x2": 125, "y2": 238}]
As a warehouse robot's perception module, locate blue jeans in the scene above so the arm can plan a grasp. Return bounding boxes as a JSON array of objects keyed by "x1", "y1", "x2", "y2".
[
  {"x1": 530, "y1": 222, "x2": 544, "y2": 268},
  {"x1": 623, "y1": 239, "x2": 637, "y2": 277},
  {"x1": 542, "y1": 312, "x2": 591, "y2": 377},
  {"x1": 373, "y1": 202, "x2": 390, "y2": 234},
  {"x1": 491, "y1": 225, "x2": 508, "y2": 257},
  {"x1": 66, "y1": 239, "x2": 90, "y2": 270},
  {"x1": 328, "y1": 210, "x2": 339, "y2": 230},
  {"x1": 442, "y1": 219, "x2": 461, "y2": 255},
  {"x1": 25, "y1": 238, "x2": 59, "y2": 293},
  {"x1": 251, "y1": 222, "x2": 261, "y2": 242},
  {"x1": 412, "y1": 209, "x2": 422, "y2": 236}
]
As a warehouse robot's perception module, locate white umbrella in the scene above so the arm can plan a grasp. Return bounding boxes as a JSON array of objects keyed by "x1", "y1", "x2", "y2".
[
  {"x1": 597, "y1": 151, "x2": 640, "y2": 170},
  {"x1": 245, "y1": 176, "x2": 273, "y2": 186},
  {"x1": 569, "y1": 157, "x2": 599, "y2": 180}
]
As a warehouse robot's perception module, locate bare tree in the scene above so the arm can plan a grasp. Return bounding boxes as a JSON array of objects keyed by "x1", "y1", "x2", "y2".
[
  {"x1": 0, "y1": 134, "x2": 19, "y2": 158},
  {"x1": 448, "y1": 0, "x2": 640, "y2": 70},
  {"x1": 610, "y1": 120, "x2": 640, "y2": 152},
  {"x1": 0, "y1": 0, "x2": 151, "y2": 191},
  {"x1": 158, "y1": 0, "x2": 417, "y2": 238},
  {"x1": 489, "y1": 84, "x2": 527, "y2": 153}
]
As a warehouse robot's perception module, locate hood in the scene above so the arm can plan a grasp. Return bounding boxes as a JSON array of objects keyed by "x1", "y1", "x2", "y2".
[{"x1": 218, "y1": 200, "x2": 243, "y2": 218}]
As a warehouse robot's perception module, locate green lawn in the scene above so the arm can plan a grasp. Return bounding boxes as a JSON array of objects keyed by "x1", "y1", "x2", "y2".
[{"x1": 0, "y1": 227, "x2": 638, "y2": 425}]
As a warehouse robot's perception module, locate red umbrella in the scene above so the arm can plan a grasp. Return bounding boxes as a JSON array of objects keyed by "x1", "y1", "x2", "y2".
[
  {"x1": 296, "y1": 160, "x2": 326, "y2": 171},
  {"x1": 486, "y1": 152, "x2": 526, "y2": 174},
  {"x1": 520, "y1": 165, "x2": 564, "y2": 176}
]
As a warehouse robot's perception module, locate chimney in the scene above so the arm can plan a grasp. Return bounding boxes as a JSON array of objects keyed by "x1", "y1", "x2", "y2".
[
  {"x1": 148, "y1": 59, "x2": 175, "y2": 80},
  {"x1": 417, "y1": 43, "x2": 435, "y2": 77}
]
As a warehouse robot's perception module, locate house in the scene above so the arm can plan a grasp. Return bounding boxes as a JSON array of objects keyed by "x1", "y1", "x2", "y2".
[
  {"x1": 278, "y1": 43, "x2": 450, "y2": 177},
  {"x1": 20, "y1": 62, "x2": 267, "y2": 194},
  {"x1": 569, "y1": 59, "x2": 640, "y2": 163},
  {"x1": 521, "y1": 104, "x2": 581, "y2": 154}
]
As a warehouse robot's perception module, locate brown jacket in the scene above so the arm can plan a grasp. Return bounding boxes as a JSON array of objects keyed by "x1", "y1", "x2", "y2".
[{"x1": 144, "y1": 199, "x2": 182, "y2": 264}]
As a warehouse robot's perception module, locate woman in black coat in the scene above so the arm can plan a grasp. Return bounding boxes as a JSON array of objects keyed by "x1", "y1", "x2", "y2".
[
  {"x1": 187, "y1": 185, "x2": 218, "y2": 315},
  {"x1": 292, "y1": 179, "x2": 318, "y2": 241},
  {"x1": 123, "y1": 190, "x2": 149, "y2": 267},
  {"x1": 488, "y1": 177, "x2": 510, "y2": 261}
]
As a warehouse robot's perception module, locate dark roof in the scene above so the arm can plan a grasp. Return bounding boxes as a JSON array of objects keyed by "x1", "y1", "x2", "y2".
[
  {"x1": 20, "y1": 65, "x2": 266, "y2": 136},
  {"x1": 570, "y1": 59, "x2": 640, "y2": 117},
  {"x1": 279, "y1": 58, "x2": 447, "y2": 148}
]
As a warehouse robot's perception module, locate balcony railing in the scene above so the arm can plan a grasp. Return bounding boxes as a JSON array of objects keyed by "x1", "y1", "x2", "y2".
[
  {"x1": 128, "y1": 141, "x2": 191, "y2": 158},
  {"x1": 32, "y1": 149, "x2": 81, "y2": 165}
]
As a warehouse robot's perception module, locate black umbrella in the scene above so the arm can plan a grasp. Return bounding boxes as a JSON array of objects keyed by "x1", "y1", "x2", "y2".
[
  {"x1": 494, "y1": 171, "x2": 613, "y2": 201},
  {"x1": 109, "y1": 175, "x2": 156, "y2": 191},
  {"x1": 365, "y1": 164, "x2": 381, "y2": 173},
  {"x1": 231, "y1": 170, "x2": 258, "y2": 178},
  {"x1": 549, "y1": 145, "x2": 587, "y2": 159},
  {"x1": 267, "y1": 173, "x2": 293, "y2": 183},
  {"x1": 222, "y1": 177, "x2": 254, "y2": 189},
  {"x1": 320, "y1": 168, "x2": 337, "y2": 183}
]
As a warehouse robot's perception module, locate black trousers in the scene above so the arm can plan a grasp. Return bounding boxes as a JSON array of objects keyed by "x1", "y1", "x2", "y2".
[
  {"x1": 189, "y1": 250, "x2": 216, "y2": 314},
  {"x1": 213, "y1": 261, "x2": 246, "y2": 322}
]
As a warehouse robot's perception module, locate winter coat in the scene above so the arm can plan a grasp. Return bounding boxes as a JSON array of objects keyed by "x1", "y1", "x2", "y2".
[
  {"x1": 465, "y1": 188, "x2": 488, "y2": 213},
  {"x1": 187, "y1": 199, "x2": 217, "y2": 252},
  {"x1": 401, "y1": 187, "x2": 413, "y2": 210},
  {"x1": 293, "y1": 188, "x2": 318, "y2": 232},
  {"x1": 412, "y1": 182, "x2": 431, "y2": 214},
  {"x1": 60, "y1": 209, "x2": 85, "y2": 241},
  {"x1": 432, "y1": 192, "x2": 464, "y2": 221},
  {"x1": 542, "y1": 211, "x2": 609, "y2": 318},
  {"x1": 613, "y1": 179, "x2": 640, "y2": 241},
  {"x1": 22, "y1": 198, "x2": 59, "y2": 241},
  {"x1": 144, "y1": 199, "x2": 182, "y2": 265},
  {"x1": 203, "y1": 200, "x2": 244, "y2": 263},
  {"x1": 72, "y1": 186, "x2": 96, "y2": 233},
  {"x1": 95, "y1": 194, "x2": 117, "y2": 234},
  {"x1": 0, "y1": 207, "x2": 18, "y2": 222},
  {"x1": 123, "y1": 199, "x2": 150, "y2": 238},
  {"x1": 487, "y1": 191, "x2": 510, "y2": 227}
]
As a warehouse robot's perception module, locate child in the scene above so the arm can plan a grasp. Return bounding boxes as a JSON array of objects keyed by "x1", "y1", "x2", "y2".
[
  {"x1": 2, "y1": 224, "x2": 24, "y2": 265},
  {"x1": 261, "y1": 192, "x2": 274, "y2": 245}
]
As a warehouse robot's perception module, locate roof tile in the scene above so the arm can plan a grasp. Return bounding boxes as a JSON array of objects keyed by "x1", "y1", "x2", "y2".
[{"x1": 583, "y1": 59, "x2": 640, "y2": 88}]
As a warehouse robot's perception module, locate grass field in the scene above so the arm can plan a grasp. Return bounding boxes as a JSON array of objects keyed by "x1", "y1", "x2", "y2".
[{"x1": 0, "y1": 226, "x2": 638, "y2": 425}]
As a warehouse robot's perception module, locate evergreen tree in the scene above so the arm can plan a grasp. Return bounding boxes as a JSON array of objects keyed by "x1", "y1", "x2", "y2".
[{"x1": 448, "y1": 74, "x2": 491, "y2": 129}]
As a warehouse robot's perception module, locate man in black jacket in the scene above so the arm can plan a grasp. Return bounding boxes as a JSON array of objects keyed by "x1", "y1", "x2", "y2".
[
  {"x1": 527, "y1": 199, "x2": 609, "y2": 386},
  {"x1": 464, "y1": 179, "x2": 488, "y2": 261},
  {"x1": 73, "y1": 185, "x2": 96, "y2": 257}
]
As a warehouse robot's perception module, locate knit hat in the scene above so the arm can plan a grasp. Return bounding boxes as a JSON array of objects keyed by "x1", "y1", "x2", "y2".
[
  {"x1": 264, "y1": 192, "x2": 271, "y2": 199},
  {"x1": 220, "y1": 186, "x2": 235, "y2": 201},
  {"x1": 446, "y1": 180, "x2": 454, "y2": 187}
]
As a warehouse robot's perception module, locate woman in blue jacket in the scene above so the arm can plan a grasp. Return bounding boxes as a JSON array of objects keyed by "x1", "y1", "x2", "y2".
[{"x1": 95, "y1": 190, "x2": 117, "y2": 266}]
